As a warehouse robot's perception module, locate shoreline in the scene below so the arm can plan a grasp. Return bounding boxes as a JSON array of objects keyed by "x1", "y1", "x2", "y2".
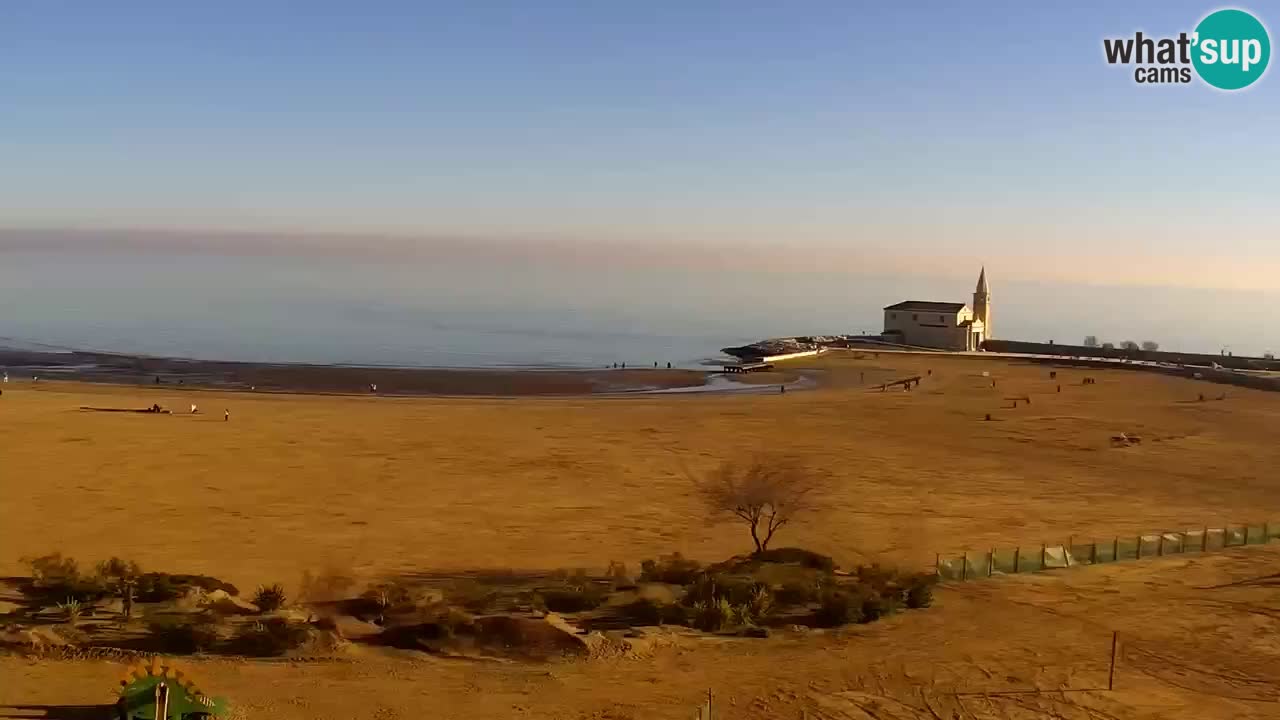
[{"x1": 0, "y1": 347, "x2": 719, "y2": 396}]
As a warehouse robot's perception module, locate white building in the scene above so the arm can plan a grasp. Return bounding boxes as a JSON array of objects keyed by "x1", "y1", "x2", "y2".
[{"x1": 881, "y1": 268, "x2": 991, "y2": 351}]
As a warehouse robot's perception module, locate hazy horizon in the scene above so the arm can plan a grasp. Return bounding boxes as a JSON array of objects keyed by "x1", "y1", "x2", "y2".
[
  {"x1": 1, "y1": 244, "x2": 1276, "y2": 363},
  {"x1": 3, "y1": 2, "x2": 1278, "y2": 293}
]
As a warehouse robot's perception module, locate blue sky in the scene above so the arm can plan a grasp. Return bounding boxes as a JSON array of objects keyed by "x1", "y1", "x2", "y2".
[{"x1": 2, "y1": 1, "x2": 1277, "y2": 288}]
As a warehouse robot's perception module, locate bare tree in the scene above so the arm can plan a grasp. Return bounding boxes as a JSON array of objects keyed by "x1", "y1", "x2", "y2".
[
  {"x1": 1083, "y1": 335, "x2": 1100, "y2": 348},
  {"x1": 1266, "y1": 352, "x2": 1276, "y2": 360},
  {"x1": 1120, "y1": 340, "x2": 1140, "y2": 351},
  {"x1": 1101, "y1": 342, "x2": 1116, "y2": 350},
  {"x1": 1141, "y1": 340, "x2": 1160, "y2": 352},
  {"x1": 695, "y1": 454, "x2": 827, "y2": 553}
]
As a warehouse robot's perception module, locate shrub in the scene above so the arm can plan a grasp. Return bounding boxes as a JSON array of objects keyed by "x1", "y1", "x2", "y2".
[
  {"x1": 691, "y1": 597, "x2": 738, "y2": 632},
  {"x1": 605, "y1": 560, "x2": 632, "y2": 587},
  {"x1": 95, "y1": 557, "x2": 142, "y2": 584},
  {"x1": 230, "y1": 617, "x2": 311, "y2": 657},
  {"x1": 639, "y1": 553, "x2": 702, "y2": 585},
  {"x1": 751, "y1": 547, "x2": 836, "y2": 572},
  {"x1": 380, "y1": 606, "x2": 474, "y2": 649},
  {"x1": 57, "y1": 597, "x2": 83, "y2": 624},
  {"x1": 539, "y1": 576, "x2": 608, "y2": 613},
  {"x1": 814, "y1": 589, "x2": 864, "y2": 627},
  {"x1": 23, "y1": 553, "x2": 111, "y2": 601},
  {"x1": 853, "y1": 564, "x2": 900, "y2": 592},
  {"x1": 135, "y1": 572, "x2": 239, "y2": 602},
  {"x1": 298, "y1": 567, "x2": 356, "y2": 603},
  {"x1": 253, "y1": 584, "x2": 287, "y2": 612},
  {"x1": 620, "y1": 598, "x2": 686, "y2": 627},
  {"x1": 858, "y1": 590, "x2": 900, "y2": 622},
  {"x1": 743, "y1": 584, "x2": 774, "y2": 624},
  {"x1": 26, "y1": 553, "x2": 80, "y2": 587},
  {"x1": 904, "y1": 574, "x2": 936, "y2": 609},
  {"x1": 364, "y1": 581, "x2": 413, "y2": 609},
  {"x1": 774, "y1": 579, "x2": 822, "y2": 606},
  {"x1": 683, "y1": 574, "x2": 762, "y2": 608},
  {"x1": 149, "y1": 618, "x2": 221, "y2": 654}
]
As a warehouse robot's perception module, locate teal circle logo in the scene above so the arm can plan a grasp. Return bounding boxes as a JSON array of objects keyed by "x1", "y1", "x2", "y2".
[{"x1": 1192, "y1": 9, "x2": 1270, "y2": 90}]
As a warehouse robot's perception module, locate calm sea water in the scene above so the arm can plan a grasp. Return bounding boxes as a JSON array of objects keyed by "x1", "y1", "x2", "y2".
[{"x1": 0, "y1": 249, "x2": 1275, "y2": 366}]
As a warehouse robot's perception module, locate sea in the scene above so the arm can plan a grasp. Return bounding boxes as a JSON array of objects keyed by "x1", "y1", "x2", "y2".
[{"x1": 1, "y1": 248, "x2": 1276, "y2": 367}]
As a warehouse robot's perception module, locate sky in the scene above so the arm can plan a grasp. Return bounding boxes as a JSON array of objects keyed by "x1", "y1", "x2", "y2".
[{"x1": 2, "y1": 1, "x2": 1277, "y2": 289}]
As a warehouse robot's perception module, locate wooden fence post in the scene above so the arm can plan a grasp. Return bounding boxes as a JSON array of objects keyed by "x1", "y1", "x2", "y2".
[
  {"x1": 1135, "y1": 536, "x2": 1142, "y2": 560},
  {"x1": 1091, "y1": 541, "x2": 1098, "y2": 564},
  {"x1": 1157, "y1": 532, "x2": 1164, "y2": 556},
  {"x1": 1112, "y1": 536, "x2": 1119, "y2": 562},
  {"x1": 1203, "y1": 526, "x2": 1209, "y2": 552},
  {"x1": 1013, "y1": 546, "x2": 1020, "y2": 573},
  {"x1": 1179, "y1": 531, "x2": 1186, "y2": 553},
  {"x1": 1040, "y1": 543, "x2": 1046, "y2": 570},
  {"x1": 988, "y1": 549, "x2": 994, "y2": 577},
  {"x1": 1108, "y1": 631, "x2": 1119, "y2": 691},
  {"x1": 961, "y1": 553, "x2": 968, "y2": 581},
  {"x1": 935, "y1": 553, "x2": 940, "y2": 577}
]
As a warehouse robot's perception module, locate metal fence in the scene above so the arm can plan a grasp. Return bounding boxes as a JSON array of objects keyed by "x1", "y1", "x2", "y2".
[{"x1": 936, "y1": 521, "x2": 1280, "y2": 581}]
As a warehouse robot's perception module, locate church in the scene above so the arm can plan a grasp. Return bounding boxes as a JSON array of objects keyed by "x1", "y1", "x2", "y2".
[{"x1": 881, "y1": 268, "x2": 991, "y2": 351}]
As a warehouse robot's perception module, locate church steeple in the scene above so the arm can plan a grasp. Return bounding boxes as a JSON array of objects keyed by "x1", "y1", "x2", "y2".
[{"x1": 973, "y1": 266, "x2": 991, "y2": 339}]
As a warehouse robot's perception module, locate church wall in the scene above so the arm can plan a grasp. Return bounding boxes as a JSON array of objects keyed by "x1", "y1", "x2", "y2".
[{"x1": 883, "y1": 309, "x2": 973, "y2": 350}]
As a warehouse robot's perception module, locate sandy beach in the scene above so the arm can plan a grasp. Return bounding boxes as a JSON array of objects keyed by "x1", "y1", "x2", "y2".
[
  {"x1": 3, "y1": 349, "x2": 1280, "y2": 718},
  {"x1": 3, "y1": 350, "x2": 1277, "y2": 587}
]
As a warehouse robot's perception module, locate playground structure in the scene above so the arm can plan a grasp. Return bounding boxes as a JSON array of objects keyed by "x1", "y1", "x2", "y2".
[{"x1": 116, "y1": 657, "x2": 229, "y2": 719}]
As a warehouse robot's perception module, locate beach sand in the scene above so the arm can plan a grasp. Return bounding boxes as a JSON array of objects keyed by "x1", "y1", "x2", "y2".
[
  {"x1": 3, "y1": 350, "x2": 1280, "y2": 718},
  {"x1": 2, "y1": 351, "x2": 1277, "y2": 589}
]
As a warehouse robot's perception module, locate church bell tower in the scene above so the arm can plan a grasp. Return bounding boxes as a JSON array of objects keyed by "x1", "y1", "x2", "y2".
[{"x1": 973, "y1": 267, "x2": 991, "y2": 339}]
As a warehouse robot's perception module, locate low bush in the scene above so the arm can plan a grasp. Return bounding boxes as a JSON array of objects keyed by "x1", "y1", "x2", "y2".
[
  {"x1": 774, "y1": 579, "x2": 822, "y2": 606},
  {"x1": 253, "y1": 583, "x2": 287, "y2": 612},
  {"x1": 751, "y1": 547, "x2": 836, "y2": 572},
  {"x1": 95, "y1": 557, "x2": 142, "y2": 584},
  {"x1": 743, "y1": 584, "x2": 774, "y2": 623},
  {"x1": 814, "y1": 589, "x2": 864, "y2": 627},
  {"x1": 230, "y1": 617, "x2": 311, "y2": 657},
  {"x1": 379, "y1": 606, "x2": 474, "y2": 650},
  {"x1": 639, "y1": 553, "x2": 702, "y2": 585},
  {"x1": 149, "y1": 618, "x2": 221, "y2": 654},
  {"x1": 135, "y1": 572, "x2": 239, "y2": 602},
  {"x1": 853, "y1": 564, "x2": 901, "y2": 593},
  {"x1": 605, "y1": 560, "x2": 632, "y2": 587},
  {"x1": 23, "y1": 553, "x2": 112, "y2": 601},
  {"x1": 620, "y1": 598, "x2": 686, "y2": 626},
  {"x1": 298, "y1": 567, "x2": 356, "y2": 603},
  {"x1": 858, "y1": 590, "x2": 900, "y2": 622},
  {"x1": 539, "y1": 576, "x2": 609, "y2": 613},
  {"x1": 904, "y1": 574, "x2": 936, "y2": 609},
  {"x1": 691, "y1": 597, "x2": 737, "y2": 632},
  {"x1": 56, "y1": 597, "x2": 84, "y2": 624},
  {"x1": 683, "y1": 574, "x2": 762, "y2": 608},
  {"x1": 26, "y1": 553, "x2": 80, "y2": 588}
]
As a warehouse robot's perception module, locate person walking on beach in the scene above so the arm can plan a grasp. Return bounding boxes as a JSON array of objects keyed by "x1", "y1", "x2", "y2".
[
  {"x1": 224, "y1": 409, "x2": 230, "y2": 422},
  {"x1": 190, "y1": 403, "x2": 198, "y2": 414}
]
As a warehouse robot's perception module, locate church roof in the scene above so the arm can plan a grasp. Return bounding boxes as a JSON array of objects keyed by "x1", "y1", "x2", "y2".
[{"x1": 884, "y1": 301, "x2": 967, "y2": 313}]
